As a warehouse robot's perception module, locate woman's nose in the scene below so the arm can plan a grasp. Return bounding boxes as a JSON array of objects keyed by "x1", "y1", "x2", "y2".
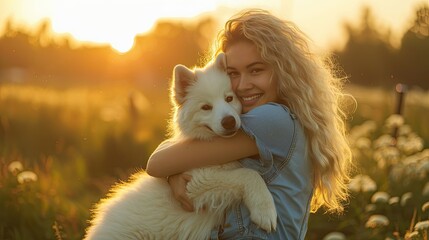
[{"x1": 237, "y1": 75, "x2": 252, "y2": 90}]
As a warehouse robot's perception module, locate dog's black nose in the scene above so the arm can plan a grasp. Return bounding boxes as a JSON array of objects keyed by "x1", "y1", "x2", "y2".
[{"x1": 222, "y1": 116, "x2": 236, "y2": 130}]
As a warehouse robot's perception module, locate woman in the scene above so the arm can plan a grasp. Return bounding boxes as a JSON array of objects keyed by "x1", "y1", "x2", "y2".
[{"x1": 146, "y1": 9, "x2": 353, "y2": 239}]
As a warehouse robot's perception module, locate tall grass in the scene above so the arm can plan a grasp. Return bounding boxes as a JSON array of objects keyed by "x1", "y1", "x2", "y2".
[
  {"x1": 0, "y1": 82, "x2": 428, "y2": 239},
  {"x1": 0, "y1": 83, "x2": 168, "y2": 239}
]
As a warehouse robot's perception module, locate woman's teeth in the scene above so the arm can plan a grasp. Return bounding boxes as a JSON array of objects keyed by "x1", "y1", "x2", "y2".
[{"x1": 242, "y1": 94, "x2": 262, "y2": 101}]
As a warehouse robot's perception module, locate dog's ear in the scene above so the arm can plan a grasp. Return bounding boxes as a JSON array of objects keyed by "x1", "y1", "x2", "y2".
[
  {"x1": 172, "y1": 64, "x2": 195, "y2": 105},
  {"x1": 214, "y1": 53, "x2": 226, "y2": 71}
]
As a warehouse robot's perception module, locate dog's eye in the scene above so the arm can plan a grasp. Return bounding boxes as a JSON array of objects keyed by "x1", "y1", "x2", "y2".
[
  {"x1": 225, "y1": 96, "x2": 233, "y2": 102},
  {"x1": 201, "y1": 104, "x2": 212, "y2": 110}
]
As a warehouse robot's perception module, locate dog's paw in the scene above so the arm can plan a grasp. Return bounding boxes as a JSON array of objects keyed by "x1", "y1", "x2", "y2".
[{"x1": 249, "y1": 199, "x2": 277, "y2": 232}]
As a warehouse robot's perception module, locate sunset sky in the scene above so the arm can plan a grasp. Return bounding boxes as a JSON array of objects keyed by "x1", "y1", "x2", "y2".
[{"x1": 0, "y1": 0, "x2": 426, "y2": 53}]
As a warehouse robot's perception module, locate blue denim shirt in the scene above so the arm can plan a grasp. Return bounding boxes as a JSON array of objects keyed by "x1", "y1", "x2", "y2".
[{"x1": 210, "y1": 103, "x2": 313, "y2": 240}]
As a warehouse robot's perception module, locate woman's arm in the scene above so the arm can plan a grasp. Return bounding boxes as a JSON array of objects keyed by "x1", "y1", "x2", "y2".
[{"x1": 145, "y1": 130, "x2": 258, "y2": 177}]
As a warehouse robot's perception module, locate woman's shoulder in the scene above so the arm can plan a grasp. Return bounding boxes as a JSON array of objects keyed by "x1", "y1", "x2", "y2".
[{"x1": 241, "y1": 102, "x2": 295, "y2": 140}]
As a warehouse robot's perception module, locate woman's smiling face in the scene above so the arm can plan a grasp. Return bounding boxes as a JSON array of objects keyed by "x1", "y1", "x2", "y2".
[{"x1": 225, "y1": 41, "x2": 278, "y2": 113}]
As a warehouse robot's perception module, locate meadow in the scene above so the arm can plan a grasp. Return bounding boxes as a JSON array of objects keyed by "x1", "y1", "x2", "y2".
[{"x1": 1, "y1": 82, "x2": 428, "y2": 240}]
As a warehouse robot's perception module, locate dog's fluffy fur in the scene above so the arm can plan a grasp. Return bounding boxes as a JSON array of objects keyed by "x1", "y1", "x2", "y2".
[{"x1": 84, "y1": 54, "x2": 277, "y2": 240}]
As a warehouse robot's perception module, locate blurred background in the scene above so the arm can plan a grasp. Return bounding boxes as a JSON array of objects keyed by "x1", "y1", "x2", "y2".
[{"x1": 1, "y1": 0, "x2": 428, "y2": 239}]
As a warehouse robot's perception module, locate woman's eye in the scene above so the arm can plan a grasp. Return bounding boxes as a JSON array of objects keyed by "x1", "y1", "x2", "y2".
[
  {"x1": 251, "y1": 68, "x2": 263, "y2": 74},
  {"x1": 227, "y1": 72, "x2": 239, "y2": 78},
  {"x1": 201, "y1": 104, "x2": 212, "y2": 110},
  {"x1": 225, "y1": 96, "x2": 233, "y2": 102}
]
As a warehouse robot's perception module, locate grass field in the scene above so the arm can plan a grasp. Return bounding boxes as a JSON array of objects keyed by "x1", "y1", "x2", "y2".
[{"x1": 1, "y1": 82, "x2": 428, "y2": 239}]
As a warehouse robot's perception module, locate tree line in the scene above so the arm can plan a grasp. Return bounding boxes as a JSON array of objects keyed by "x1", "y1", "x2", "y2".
[
  {"x1": 335, "y1": 5, "x2": 429, "y2": 89},
  {"x1": 0, "y1": 5, "x2": 428, "y2": 89}
]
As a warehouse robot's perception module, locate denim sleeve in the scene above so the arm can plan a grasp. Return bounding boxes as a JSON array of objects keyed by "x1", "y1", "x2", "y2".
[{"x1": 240, "y1": 103, "x2": 295, "y2": 174}]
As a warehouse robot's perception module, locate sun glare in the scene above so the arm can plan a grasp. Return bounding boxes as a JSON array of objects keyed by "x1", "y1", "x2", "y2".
[
  {"x1": 50, "y1": 0, "x2": 218, "y2": 53},
  {"x1": 110, "y1": 37, "x2": 135, "y2": 54}
]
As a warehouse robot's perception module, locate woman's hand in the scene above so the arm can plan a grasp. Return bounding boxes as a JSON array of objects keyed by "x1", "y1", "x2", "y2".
[{"x1": 168, "y1": 173, "x2": 194, "y2": 212}]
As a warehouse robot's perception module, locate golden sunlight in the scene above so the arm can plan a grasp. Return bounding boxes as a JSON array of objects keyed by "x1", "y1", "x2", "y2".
[
  {"x1": 3, "y1": 0, "x2": 424, "y2": 53},
  {"x1": 50, "y1": 0, "x2": 217, "y2": 53},
  {"x1": 110, "y1": 37, "x2": 136, "y2": 54}
]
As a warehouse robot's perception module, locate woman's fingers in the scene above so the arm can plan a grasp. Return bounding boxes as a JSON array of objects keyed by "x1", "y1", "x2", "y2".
[
  {"x1": 168, "y1": 173, "x2": 194, "y2": 211},
  {"x1": 179, "y1": 197, "x2": 194, "y2": 212}
]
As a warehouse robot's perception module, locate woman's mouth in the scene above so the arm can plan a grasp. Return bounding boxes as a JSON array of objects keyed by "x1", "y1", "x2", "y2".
[{"x1": 241, "y1": 94, "x2": 262, "y2": 105}]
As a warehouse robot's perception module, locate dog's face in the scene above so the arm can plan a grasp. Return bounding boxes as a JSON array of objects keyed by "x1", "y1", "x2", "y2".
[{"x1": 171, "y1": 53, "x2": 242, "y2": 140}]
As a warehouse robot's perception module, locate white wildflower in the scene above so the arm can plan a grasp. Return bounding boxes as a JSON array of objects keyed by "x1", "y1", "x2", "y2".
[
  {"x1": 389, "y1": 196, "x2": 400, "y2": 206},
  {"x1": 422, "y1": 201, "x2": 429, "y2": 212},
  {"x1": 385, "y1": 114, "x2": 404, "y2": 129},
  {"x1": 398, "y1": 124, "x2": 412, "y2": 136},
  {"x1": 399, "y1": 136, "x2": 424, "y2": 155},
  {"x1": 355, "y1": 137, "x2": 372, "y2": 150},
  {"x1": 373, "y1": 146, "x2": 400, "y2": 168},
  {"x1": 403, "y1": 155, "x2": 421, "y2": 165},
  {"x1": 374, "y1": 134, "x2": 395, "y2": 149},
  {"x1": 323, "y1": 232, "x2": 346, "y2": 240},
  {"x1": 348, "y1": 174, "x2": 377, "y2": 193},
  {"x1": 405, "y1": 230, "x2": 420, "y2": 240},
  {"x1": 365, "y1": 214, "x2": 390, "y2": 228},
  {"x1": 360, "y1": 120, "x2": 377, "y2": 134},
  {"x1": 371, "y1": 192, "x2": 390, "y2": 204},
  {"x1": 8, "y1": 161, "x2": 23, "y2": 174},
  {"x1": 17, "y1": 171, "x2": 38, "y2": 184},
  {"x1": 401, "y1": 192, "x2": 413, "y2": 206},
  {"x1": 349, "y1": 120, "x2": 377, "y2": 140},
  {"x1": 415, "y1": 220, "x2": 429, "y2": 231}
]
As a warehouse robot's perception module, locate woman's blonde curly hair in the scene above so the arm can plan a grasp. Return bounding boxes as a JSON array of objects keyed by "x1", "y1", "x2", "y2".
[{"x1": 212, "y1": 9, "x2": 354, "y2": 213}]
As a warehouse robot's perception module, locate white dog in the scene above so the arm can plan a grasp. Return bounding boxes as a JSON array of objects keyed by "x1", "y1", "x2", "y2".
[{"x1": 84, "y1": 53, "x2": 277, "y2": 240}]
